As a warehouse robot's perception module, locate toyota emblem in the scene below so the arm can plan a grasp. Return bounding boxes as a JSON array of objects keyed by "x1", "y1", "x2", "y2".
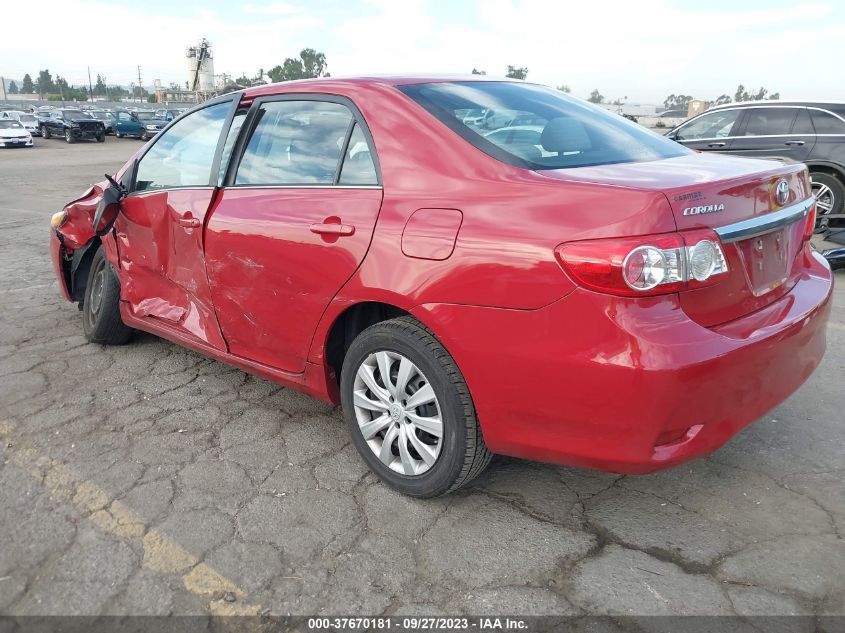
[{"x1": 775, "y1": 179, "x2": 790, "y2": 206}]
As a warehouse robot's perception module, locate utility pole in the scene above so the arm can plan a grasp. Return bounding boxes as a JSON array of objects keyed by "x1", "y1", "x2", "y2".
[
  {"x1": 87, "y1": 66, "x2": 93, "y2": 102},
  {"x1": 1, "y1": 77, "x2": 6, "y2": 103},
  {"x1": 137, "y1": 65, "x2": 142, "y2": 103}
]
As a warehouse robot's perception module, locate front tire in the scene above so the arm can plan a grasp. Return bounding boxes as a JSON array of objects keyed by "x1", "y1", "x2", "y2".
[
  {"x1": 341, "y1": 316, "x2": 492, "y2": 497},
  {"x1": 81, "y1": 247, "x2": 132, "y2": 345},
  {"x1": 140, "y1": 129, "x2": 149, "y2": 141},
  {"x1": 811, "y1": 172, "x2": 845, "y2": 233},
  {"x1": 65, "y1": 129, "x2": 75, "y2": 143},
  {"x1": 96, "y1": 132, "x2": 105, "y2": 143},
  {"x1": 42, "y1": 126, "x2": 51, "y2": 139},
  {"x1": 115, "y1": 129, "x2": 123, "y2": 138}
]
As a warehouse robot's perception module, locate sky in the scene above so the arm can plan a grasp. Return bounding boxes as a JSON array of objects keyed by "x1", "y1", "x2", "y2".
[{"x1": 2, "y1": 0, "x2": 843, "y2": 104}]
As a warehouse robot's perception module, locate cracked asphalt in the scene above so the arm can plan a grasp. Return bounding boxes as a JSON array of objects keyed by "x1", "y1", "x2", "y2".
[{"x1": 1, "y1": 139, "x2": 843, "y2": 618}]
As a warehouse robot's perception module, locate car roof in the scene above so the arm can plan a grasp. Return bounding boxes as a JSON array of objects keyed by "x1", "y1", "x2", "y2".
[
  {"x1": 240, "y1": 74, "x2": 523, "y2": 99},
  {"x1": 710, "y1": 100, "x2": 845, "y2": 111}
]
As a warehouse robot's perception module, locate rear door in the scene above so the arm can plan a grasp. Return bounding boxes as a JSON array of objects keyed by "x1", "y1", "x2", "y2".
[
  {"x1": 727, "y1": 106, "x2": 816, "y2": 163},
  {"x1": 114, "y1": 99, "x2": 235, "y2": 349},
  {"x1": 670, "y1": 107, "x2": 743, "y2": 152},
  {"x1": 204, "y1": 96, "x2": 383, "y2": 373}
]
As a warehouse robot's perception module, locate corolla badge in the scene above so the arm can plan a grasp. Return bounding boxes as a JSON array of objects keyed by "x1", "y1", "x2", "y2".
[
  {"x1": 683, "y1": 203, "x2": 725, "y2": 216},
  {"x1": 775, "y1": 178, "x2": 790, "y2": 206}
]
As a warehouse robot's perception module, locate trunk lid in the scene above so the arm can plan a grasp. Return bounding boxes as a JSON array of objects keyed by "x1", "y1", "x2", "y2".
[{"x1": 538, "y1": 153, "x2": 814, "y2": 326}]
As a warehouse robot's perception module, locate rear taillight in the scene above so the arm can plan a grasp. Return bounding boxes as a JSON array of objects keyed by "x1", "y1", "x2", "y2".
[
  {"x1": 555, "y1": 229, "x2": 728, "y2": 297},
  {"x1": 803, "y1": 202, "x2": 816, "y2": 242}
]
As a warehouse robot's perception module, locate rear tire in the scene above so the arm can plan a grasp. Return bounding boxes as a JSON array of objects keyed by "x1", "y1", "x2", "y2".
[
  {"x1": 81, "y1": 247, "x2": 132, "y2": 345},
  {"x1": 811, "y1": 172, "x2": 845, "y2": 233},
  {"x1": 115, "y1": 129, "x2": 123, "y2": 138},
  {"x1": 140, "y1": 129, "x2": 149, "y2": 141},
  {"x1": 340, "y1": 316, "x2": 492, "y2": 497},
  {"x1": 96, "y1": 132, "x2": 105, "y2": 143}
]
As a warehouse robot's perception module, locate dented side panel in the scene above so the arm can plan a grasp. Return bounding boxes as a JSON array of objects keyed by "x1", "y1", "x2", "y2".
[
  {"x1": 204, "y1": 187, "x2": 384, "y2": 373},
  {"x1": 115, "y1": 189, "x2": 226, "y2": 349}
]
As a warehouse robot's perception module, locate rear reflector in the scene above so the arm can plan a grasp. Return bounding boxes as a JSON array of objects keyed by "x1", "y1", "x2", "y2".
[{"x1": 556, "y1": 229, "x2": 728, "y2": 297}]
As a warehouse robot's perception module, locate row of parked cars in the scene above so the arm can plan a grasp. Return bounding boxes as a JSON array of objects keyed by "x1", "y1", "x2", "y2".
[{"x1": 0, "y1": 105, "x2": 188, "y2": 147}]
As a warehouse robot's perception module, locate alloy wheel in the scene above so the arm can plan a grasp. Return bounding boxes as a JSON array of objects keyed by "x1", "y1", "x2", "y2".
[
  {"x1": 352, "y1": 350, "x2": 443, "y2": 476},
  {"x1": 812, "y1": 180, "x2": 834, "y2": 233}
]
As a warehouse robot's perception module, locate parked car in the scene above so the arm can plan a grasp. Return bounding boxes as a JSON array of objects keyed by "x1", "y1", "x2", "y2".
[
  {"x1": 113, "y1": 110, "x2": 168, "y2": 140},
  {"x1": 40, "y1": 109, "x2": 106, "y2": 143},
  {"x1": 49, "y1": 77, "x2": 831, "y2": 497},
  {"x1": 0, "y1": 110, "x2": 39, "y2": 136},
  {"x1": 88, "y1": 110, "x2": 116, "y2": 135},
  {"x1": 0, "y1": 120, "x2": 33, "y2": 148},
  {"x1": 666, "y1": 101, "x2": 845, "y2": 232},
  {"x1": 155, "y1": 108, "x2": 187, "y2": 122}
]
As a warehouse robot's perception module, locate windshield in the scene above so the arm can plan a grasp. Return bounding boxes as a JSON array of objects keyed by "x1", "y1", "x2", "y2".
[
  {"x1": 90, "y1": 112, "x2": 112, "y2": 120},
  {"x1": 135, "y1": 112, "x2": 156, "y2": 120},
  {"x1": 399, "y1": 81, "x2": 690, "y2": 170},
  {"x1": 62, "y1": 110, "x2": 91, "y2": 119},
  {"x1": 0, "y1": 121, "x2": 23, "y2": 129}
]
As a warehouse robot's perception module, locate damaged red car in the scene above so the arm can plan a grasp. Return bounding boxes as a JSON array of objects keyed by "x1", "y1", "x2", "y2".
[{"x1": 50, "y1": 77, "x2": 833, "y2": 497}]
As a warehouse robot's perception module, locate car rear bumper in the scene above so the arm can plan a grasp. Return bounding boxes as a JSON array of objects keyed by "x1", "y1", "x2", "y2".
[{"x1": 415, "y1": 248, "x2": 833, "y2": 474}]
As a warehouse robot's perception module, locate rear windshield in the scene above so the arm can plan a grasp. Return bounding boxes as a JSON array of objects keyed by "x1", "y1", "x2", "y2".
[{"x1": 399, "y1": 81, "x2": 689, "y2": 170}]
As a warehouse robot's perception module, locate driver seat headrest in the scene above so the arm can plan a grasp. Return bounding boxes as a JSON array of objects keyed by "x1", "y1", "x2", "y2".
[{"x1": 541, "y1": 117, "x2": 592, "y2": 154}]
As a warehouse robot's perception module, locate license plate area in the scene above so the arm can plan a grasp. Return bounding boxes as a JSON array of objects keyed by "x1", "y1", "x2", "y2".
[{"x1": 734, "y1": 221, "x2": 801, "y2": 296}]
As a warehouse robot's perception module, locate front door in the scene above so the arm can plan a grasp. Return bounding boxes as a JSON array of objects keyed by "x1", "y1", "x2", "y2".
[
  {"x1": 670, "y1": 107, "x2": 743, "y2": 153},
  {"x1": 205, "y1": 97, "x2": 384, "y2": 373},
  {"x1": 114, "y1": 99, "x2": 233, "y2": 349}
]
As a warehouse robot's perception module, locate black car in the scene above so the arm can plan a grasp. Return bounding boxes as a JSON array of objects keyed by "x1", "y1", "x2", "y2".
[
  {"x1": 40, "y1": 109, "x2": 106, "y2": 143},
  {"x1": 667, "y1": 101, "x2": 845, "y2": 231}
]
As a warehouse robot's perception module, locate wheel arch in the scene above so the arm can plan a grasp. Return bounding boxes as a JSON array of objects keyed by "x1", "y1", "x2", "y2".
[
  {"x1": 69, "y1": 237, "x2": 102, "y2": 304},
  {"x1": 806, "y1": 161, "x2": 845, "y2": 182}
]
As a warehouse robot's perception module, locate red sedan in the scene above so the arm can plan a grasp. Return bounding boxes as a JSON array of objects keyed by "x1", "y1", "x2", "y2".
[{"x1": 50, "y1": 77, "x2": 832, "y2": 497}]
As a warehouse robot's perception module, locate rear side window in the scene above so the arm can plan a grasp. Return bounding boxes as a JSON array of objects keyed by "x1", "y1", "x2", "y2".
[
  {"x1": 235, "y1": 101, "x2": 353, "y2": 185},
  {"x1": 810, "y1": 110, "x2": 845, "y2": 134},
  {"x1": 338, "y1": 124, "x2": 378, "y2": 185},
  {"x1": 399, "y1": 81, "x2": 689, "y2": 170},
  {"x1": 792, "y1": 109, "x2": 814, "y2": 134},
  {"x1": 744, "y1": 108, "x2": 797, "y2": 136}
]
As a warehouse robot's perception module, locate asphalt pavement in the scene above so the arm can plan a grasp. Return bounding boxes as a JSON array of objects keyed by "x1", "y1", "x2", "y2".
[{"x1": 1, "y1": 138, "x2": 843, "y2": 619}]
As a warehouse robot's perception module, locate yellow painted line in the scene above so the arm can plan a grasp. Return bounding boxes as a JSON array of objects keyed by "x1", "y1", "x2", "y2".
[{"x1": 0, "y1": 422, "x2": 259, "y2": 613}]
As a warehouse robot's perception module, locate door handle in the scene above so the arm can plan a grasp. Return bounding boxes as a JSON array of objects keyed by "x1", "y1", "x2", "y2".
[
  {"x1": 707, "y1": 142, "x2": 727, "y2": 148},
  {"x1": 310, "y1": 222, "x2": 355, "y2": 236},
  {"x1": 784, "y1": 140, "x2": 805, "y2": 146},
  {"x1": 176, "y1": 216, "x2": 201, "y2": 228}
]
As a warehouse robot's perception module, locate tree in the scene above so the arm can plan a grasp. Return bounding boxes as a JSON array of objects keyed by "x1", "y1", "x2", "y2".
[
  {"x1": 588, "y1": 89, "x2": 604, "y2": 104},
  {"x1": 8, "y1": 80, "x2": 18, "y2": 94},
  {"x1": 268, "y1": 48, "x2": 328, "y2": 82},
  {"x1": 713, "y1": 94, "x2": 731, "y2": 105},
  {"x1": 734, "y1": 84, "x2": 777, "y2": 102},
  {"x1": 663, "y1": 94, "x2": 693, "y2": 110},
  {"x1": 22, "y1": 73, "x2": 34, "y2": 93},
  {"x1": 611, "y1": 96, "x2": 628, "y2": 106},
  {"x1": 768, "y1": 92, "x2": 780, "y2": 100},
  {"x1": 37, "y1": 69, "x2": 54, "y2": 97},
  {"x1": 235, "y1": 74, "x2": 253, "y2": 87},
  {"x1": 557, "y1": 85, "x2": 571, "y2": 93},
  {"x1": 505, "y1": 65, "x2": 528, "y2": 80},
  {"x1": 471, "y1": 68, "x2": 486, "y2": 75},
  {"x1": 93, "y1": 74, "x2": 107, "y2": 96}
]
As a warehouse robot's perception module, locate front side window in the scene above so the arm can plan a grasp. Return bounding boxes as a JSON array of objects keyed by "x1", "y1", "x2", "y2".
[
  {"x1": 400, "y1": 81, "x2": 688, "y2": 169},
  {"x1": 235, "y1": 101, "x2": 354, "y2": 185},
  {"x1": 134, "y1": 101, "x2": 230, "y2": 192},
  {"x1": 676, "y1": 109, "x2": 741, "y2": 141},
  {"x1": 743, "y1": 108, "x2": 797, "y2": 136}
]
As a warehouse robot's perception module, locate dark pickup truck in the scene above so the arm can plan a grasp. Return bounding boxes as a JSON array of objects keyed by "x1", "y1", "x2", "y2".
[{"x1": 40, "y1": 109, "x2": 106, "y2": 143}]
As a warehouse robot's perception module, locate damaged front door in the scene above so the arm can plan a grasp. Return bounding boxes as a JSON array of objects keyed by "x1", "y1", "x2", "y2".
[{"x1": 114, "y1": 99, "x2": 233, "y2": 349}]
